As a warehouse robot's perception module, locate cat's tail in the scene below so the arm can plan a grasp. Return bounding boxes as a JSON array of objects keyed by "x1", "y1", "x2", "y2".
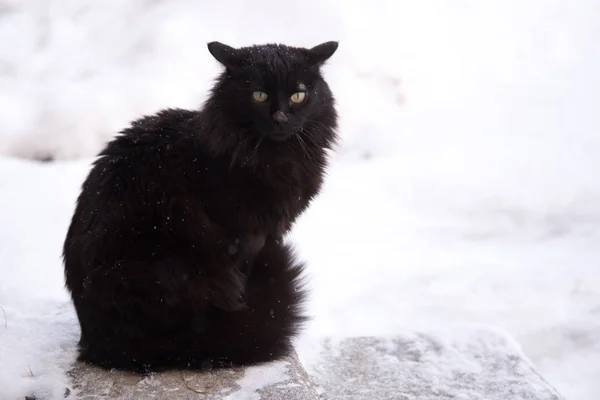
[{"x1": 207, "y1": 239, "x2": 309, "y2": 367}]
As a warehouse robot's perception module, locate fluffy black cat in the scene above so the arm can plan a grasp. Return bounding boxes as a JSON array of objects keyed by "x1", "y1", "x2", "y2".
[{"x1": 62, "y1": 40, "x2": 339, "y2": 372}]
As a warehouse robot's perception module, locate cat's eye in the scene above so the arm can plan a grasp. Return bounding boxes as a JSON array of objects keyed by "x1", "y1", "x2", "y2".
[
  {"x1": 290, "y1": 92, "x2": 307, "y2": 104},
  {"x1": 252, "y1": 91, "x2": 268, "y2": 102}
]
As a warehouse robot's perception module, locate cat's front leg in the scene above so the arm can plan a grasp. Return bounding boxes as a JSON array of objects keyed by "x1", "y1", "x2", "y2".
[
  {"x1": 206, "y1": 263, "x2": 247, "y2": 312},
  {"x1": 204, "y1": 235, "x2": 267, "y2": 311}
]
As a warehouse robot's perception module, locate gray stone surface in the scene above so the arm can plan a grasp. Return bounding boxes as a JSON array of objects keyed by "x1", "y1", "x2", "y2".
[
  {"x1": 306, "y1": 326, "x2": 565, "y2": 400},
  {"x1": 66, "y1": 327, "x2": 565, "y2": 400},
  {"x1": 68, "y1": 351, "x2": 318, "y2": 400}
]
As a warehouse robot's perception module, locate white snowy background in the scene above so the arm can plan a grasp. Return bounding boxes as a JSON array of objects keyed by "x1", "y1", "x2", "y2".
[{"x1": 1, "y1": 0, "x2": 599, "y2": 399}]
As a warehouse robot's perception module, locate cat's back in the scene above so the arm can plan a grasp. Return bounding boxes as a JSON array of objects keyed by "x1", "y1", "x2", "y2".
[
  {"x1": 92, "y1": 107, "x2": 202, "y2": 185},
  {"x1": 101, "y1": 108, "x2": 199, "y2": 158},
  {"x1": 67, "y1": 108, "x2": 204, "y2": 239}
]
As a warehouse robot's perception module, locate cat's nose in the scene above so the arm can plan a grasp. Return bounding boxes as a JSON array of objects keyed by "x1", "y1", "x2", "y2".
[{"x1": 272, "y1": 110, "x2": 288, "y2": 125}]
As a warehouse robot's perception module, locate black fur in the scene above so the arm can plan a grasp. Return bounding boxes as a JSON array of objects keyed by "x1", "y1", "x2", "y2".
[{"x1": 62, "y1": 41, "x2": 339, "y2": 372}]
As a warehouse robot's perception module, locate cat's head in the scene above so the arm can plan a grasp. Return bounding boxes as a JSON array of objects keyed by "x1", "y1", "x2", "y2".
[{"x1": 204, "y1": 41, "x2": 338, "y2": 153}]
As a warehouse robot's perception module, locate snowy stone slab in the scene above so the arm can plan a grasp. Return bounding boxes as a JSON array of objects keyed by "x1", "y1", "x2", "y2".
[
  {"x1": 68, "y1": 350, "x2": 318, "y2": 400},
  {"x1": 308, "y1": 326, "x2": 565, "y2": 400}
]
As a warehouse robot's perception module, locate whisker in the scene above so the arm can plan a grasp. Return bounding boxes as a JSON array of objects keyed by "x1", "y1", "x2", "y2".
[
  {"x1": 230, "y1": 129, "x2": 251, "y2": 169},
  {"x1": 249, "y1": 136, "x2": 265, "y2": 166},
  {"x1": 295, "y1": 134, "x2": 312, "y2": 162},
  {"x1": 299, "y1": 129, "x2": 320, "y2": 148},
  {"x1": 252, "y1": 136, "x2": 264, "y2": 152}
]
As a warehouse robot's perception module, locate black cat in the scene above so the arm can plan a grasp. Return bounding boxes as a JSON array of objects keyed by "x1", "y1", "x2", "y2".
[{"x1": 62, "y1": 40, "x2": 339, "y2": 372}]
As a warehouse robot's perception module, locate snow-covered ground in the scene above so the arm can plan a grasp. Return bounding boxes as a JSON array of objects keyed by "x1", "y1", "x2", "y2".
[{"x1": 1, "y1": 1, "x2": 599, "y2": 399}]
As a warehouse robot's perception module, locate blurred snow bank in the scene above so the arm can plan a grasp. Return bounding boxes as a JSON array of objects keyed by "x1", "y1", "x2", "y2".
[
  {"x1": 0, "y1": 0, "x2": 345, "y2": 160},
  {"x1": 1, "y1": 0, "x2": 599, "y2": 169}
]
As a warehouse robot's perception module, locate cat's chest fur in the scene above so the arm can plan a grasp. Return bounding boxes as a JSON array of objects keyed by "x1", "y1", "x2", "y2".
[{"x1": 198, "y1": 150, "x2": 321, "y2": 238}]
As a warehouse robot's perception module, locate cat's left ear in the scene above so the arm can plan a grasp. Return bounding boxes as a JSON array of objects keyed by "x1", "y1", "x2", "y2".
[
  {"x1": 307, "y1": 41, "x2": 339, "y2": 66},
  {"x1": 207, "y1": 42, "x2": 243, "y2": 68}
]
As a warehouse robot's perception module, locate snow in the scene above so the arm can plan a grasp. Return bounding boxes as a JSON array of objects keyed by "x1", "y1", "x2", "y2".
[
  {"x1": 224, "y1": 362, "x2": 290, "y2": 400},
  {"x1": 0, "y1": 300, "x2": 77, "y2": 400},
  {"x1": 1, "y1": 1, "x2": 599, "y2": 399}
]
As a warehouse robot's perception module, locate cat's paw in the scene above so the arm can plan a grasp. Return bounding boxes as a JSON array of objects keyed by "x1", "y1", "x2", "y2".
[
  {"x1": 209, "y1": 291, "x2": 247, "y2": 312},
  {"x1": 208, "y1": 267, "x2": 247, "y2": 312}
]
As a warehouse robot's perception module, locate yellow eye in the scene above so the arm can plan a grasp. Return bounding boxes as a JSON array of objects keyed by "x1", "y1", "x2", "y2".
[
  {"x1": 290, "y1": 92, "x2": 307, "y2": 104},
  {"x1": 252, "y1": 91, "x2": 268, "y2": 102}
]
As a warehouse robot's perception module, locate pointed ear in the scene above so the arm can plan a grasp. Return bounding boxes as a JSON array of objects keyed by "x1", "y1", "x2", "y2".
[
  {"x1": 207, "y1": 42, "x2": 243, "y2": 68},
  {"x1": 307, "y1": 41, "x2": 339, "y2": 66}
]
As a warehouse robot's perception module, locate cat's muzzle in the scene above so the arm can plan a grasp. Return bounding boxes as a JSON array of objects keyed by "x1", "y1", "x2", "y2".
[{"x1": 267, "y1": 129, "x2": 295, "y2": 142}]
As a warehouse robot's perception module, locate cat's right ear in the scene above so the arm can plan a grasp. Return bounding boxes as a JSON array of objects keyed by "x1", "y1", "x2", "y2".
[{"x1": 207, "y1": 42, "x2": 242, "y2": 68}]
